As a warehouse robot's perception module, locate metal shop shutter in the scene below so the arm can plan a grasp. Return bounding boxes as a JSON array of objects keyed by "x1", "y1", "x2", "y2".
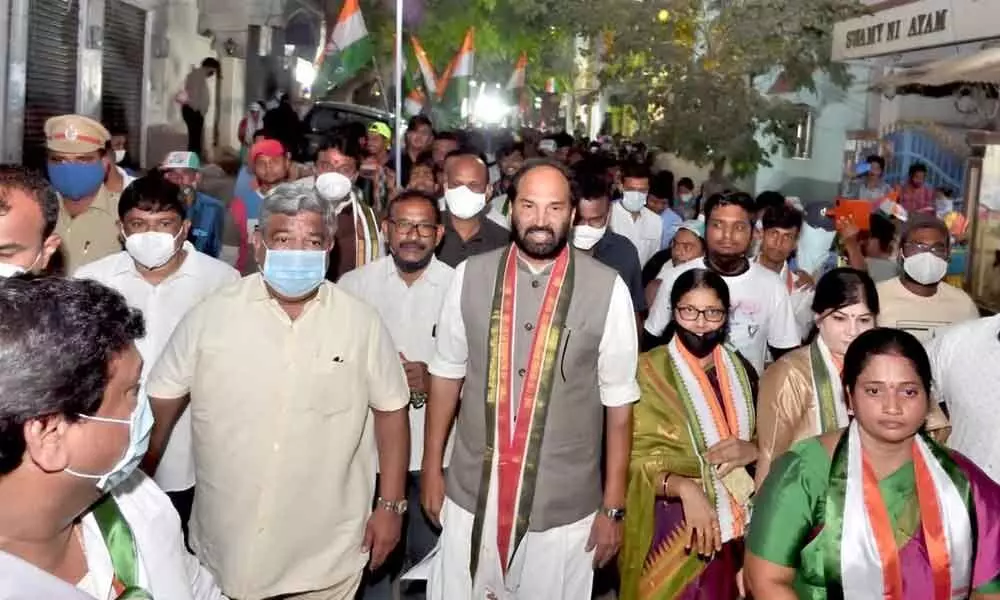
[
  {"x1": 102, "y1": 0, "x2": 146, "y2": 166},
  {"x1": 23, "y1": 0, "x2": 80, "y2": 169}
]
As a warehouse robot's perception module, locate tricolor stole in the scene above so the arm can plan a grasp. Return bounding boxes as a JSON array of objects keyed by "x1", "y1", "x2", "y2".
[
  {"x1": 809, "y1": 338, "x2": 849, "y2": 436},
  {"x1": 666, "y1": 338, "x2": 755, "y2": 543},
  {"x1": 469, "y1": 245, "x2": 574, "y2": 578},
  {"x1": 354, "y1": 198, "x2": 381, "y2": 269},
  {"x1": 823, "y1": 422, "x2": 977, "y2": 599}
]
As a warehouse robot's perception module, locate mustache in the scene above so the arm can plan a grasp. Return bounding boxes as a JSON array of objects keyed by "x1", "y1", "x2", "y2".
[
  {"x1": 399, "y1": 241, "x2": 428, "y2": 251},
  {"x1": 525, "y1": 226, "x2": 555, "y2": 236}
]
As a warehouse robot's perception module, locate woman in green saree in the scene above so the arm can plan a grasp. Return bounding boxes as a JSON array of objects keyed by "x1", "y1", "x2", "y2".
[
  {"x1": 747, "y1": 328, "x2": 1000, "y2": 599},
  {"x1": 621, "y1": 268, "x2": 759, "y2": 600}
]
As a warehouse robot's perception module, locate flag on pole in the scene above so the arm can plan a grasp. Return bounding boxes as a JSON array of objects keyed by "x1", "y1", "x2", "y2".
[
  {"x1": 405, "y1": 88, "x2": 426, "y2": 116},
  {"x1": 437, "y1": 27, "x2": 475, "y2": 106},
  {"x1": 506, "y1": 53, "x2": 527, "y2": 91},
  {"x1": 313, "y1": 0, "x2": 374, "y2": 94},
  {"x1": 544, "y1": 77, "x2": 559, "y2": 94},
  {"x1": 410, "y1": 36, "x2": 439, "y2": 99}
]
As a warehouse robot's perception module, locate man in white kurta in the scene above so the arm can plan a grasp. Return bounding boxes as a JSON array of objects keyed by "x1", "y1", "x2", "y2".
[{"x1": 421, "y1": 161, "x2": 639, "y2": 599}]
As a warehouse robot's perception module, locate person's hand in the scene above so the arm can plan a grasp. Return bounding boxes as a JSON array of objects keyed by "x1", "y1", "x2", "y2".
[
  {"x1": 363, "y1": 507, "x2": 402, "y2": 570},
  {"x1": 737, "y1": 567, "x2": 747, "y2": 597},
  {"x1": 793, "y1": 269, "x2": 815, "y2": 290},
  {"x1": 400, "y1": 354, "x2": 430, "y2": 394},
  {"x1": 705, "y1": 438, "x2": 758, "y2": 478},
  {"x1": 676, "y1": 478, "x2": 721, "y2": 556},
  {"x1": 836, "y1": 216, "x2": 860, "y2": 242},
  {"x1": 585, "y1": 512, "x2": 623, "y2": 568},
  {"x1": 421, "y1": 467, "x2": 446, "y2": 526}
]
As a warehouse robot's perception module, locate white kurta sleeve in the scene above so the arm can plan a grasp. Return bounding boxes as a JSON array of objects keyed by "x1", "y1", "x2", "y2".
[
  {"x1": 766, "y1": 286, "x2": 802, "y2": 350},
  {"x1": 599, "y1": 275, "x2": 640, "y2": 407},
  {"x1": 186, "y1": 553, "x2": 228, "y2": 600},
  {"x1": 428, "y1": 261, "x2": 469, "y2": 380}
]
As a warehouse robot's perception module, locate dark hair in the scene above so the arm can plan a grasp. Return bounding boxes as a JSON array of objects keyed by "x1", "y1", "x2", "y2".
[
  {"x1": 434, "y1": 130, "x2": 460, "y2": 144},
  {"x1": 909, "y1": 162, "x2": 928, "y2": 177},
  {"x1": 663, "y1": 268, "x2": 731, "y2": 341},
  {"x1": 755, "y1": 190, "x2": 786, "y2": 214},
  {"x1": 650, "y1": 170, "x2": 674, "y2": 202},
  {"x1": 869, "y1": 212, "x2": 896, "y2": 252},
  {"x1": 621, "y1": 162, "x2": 651, "y2": 182},
  {"x1": 574, "y1": 170, "x2": 610, "y2": 202},
  {"x1": 0, "y1": 165, "x2": 60, "y2": 237},
  {"x1": 843, "y1": 327, "x2": 933, "y2": 401},
  {"x1": 317, "y1": 135, "x2": 362, "y2": 167},
  {"x1": 552, "y1": 132, "x2": 574, "y2": 149},
  {"x1": 202, "y1": 57, "x2": 221, "y2": 71},
  {"x1": 0, "y1": 277, "x2": 145, "y2": 474},
  {"x1": 703, "y1": 192, "x2": 754, "y2": 222},
  {"x1": 510, "y1": 158, "x2": 578, "y2": 208},
  {"x1": 761, "y1": 203, "x2": 803, "y2": 232},
  {"x1": 811, "y1": 267, "x2": 879, "y2": 316},
  {"x1": 388, "y1": 189, "x2": 441, "y2": 225},
  {"x1": 678, "y1": 177, "x2": 695, "y2": 191},
  {"x1": 866, "y1": 155, "x2": 885, "y2": 171},
  {"x1": 407, "y1": 115, "x2": 433, "y2": 132},
  {"x1": 117, "y1": 173, "x2": 187, "y2": 220},
  {"x1": 498, "y1": 141, "x2": 525, "y2": 161}
]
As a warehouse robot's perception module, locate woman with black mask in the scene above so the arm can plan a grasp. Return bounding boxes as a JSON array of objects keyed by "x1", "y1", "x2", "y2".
[{"x1": 620, "y1": 268, "x2": 758, "y2": 600}]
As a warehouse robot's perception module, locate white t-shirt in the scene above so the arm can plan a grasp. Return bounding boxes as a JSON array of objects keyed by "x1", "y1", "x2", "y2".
[
  {"x1": 925, "y1": 315, "x2": 1000, "y2": 482},
  {"x1": 876, "y1": 277, "x2": 979, "y2": 343},
  {"x1": 645, "y1": 257, "x2": 800, "y2": 374}
]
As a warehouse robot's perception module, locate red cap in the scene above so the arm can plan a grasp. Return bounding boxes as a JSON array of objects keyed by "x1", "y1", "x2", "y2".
[{"x1": 250, "y1": 138, "x2": 286, "y2": 163}]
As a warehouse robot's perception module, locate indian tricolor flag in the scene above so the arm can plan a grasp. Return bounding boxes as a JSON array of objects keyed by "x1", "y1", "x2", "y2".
[
  {"x1": 506, "y1": 52, "x2": 527, "y2": 91},
  {"x1": 313, "y1": 0, "x2": 374, "y2": 94},
  {"x1": 410, "y1": 36, "x2": 439, "y2": 99},
  {"x1": 437, "y1": 27, "x2": 475, "y2": 109},
  {"x1": 544, "y1": 77, "x2": 559, "y2": 94}
]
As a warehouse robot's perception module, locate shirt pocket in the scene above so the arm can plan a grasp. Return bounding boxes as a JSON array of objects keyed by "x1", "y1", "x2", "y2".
[
  {"x1": 305, "y1": 348, "x2": 364, "y2": 417},
  {"x1": 558, "y1": 327, "x2": 601, "y2": 384}
]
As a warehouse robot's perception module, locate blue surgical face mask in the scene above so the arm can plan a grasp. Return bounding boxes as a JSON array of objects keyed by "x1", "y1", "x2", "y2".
[
  {"x1": 65, "y1": 391, "x2": 154, "y2": 492},
  {"x1": 48, "y1": 161, "x2": 106, "y2": 200},
  {"x1": 262, "y1": 247, "x2": 327, "y2": 298}
]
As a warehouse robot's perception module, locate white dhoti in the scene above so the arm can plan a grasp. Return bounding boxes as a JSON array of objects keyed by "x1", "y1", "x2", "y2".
[{"x1": 427, "y1": 470, "x2": 596, "y2": 600}]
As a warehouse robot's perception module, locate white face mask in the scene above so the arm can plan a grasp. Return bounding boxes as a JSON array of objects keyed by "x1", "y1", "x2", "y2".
[
  {"x1": 316, "y1": 172, "x2": 353, "y2": 203},
  {"x1": 114, "y1": 149, "x2": 126, "y2": 164},
  {"x1": 572, "y1": 224, "x2": 606, "y2": 250},
  {"x1": 64, "y1": 392, "x2": 154, "y2": 492},
  {"x1": 124, "y1": 230, "x2": 182, "y2": 269},
  {"x1": 621, "y1": 191, "x2": 647, "y2": 213},
  {"x1": 445, "y1": 185, "x2": 487, "y2": 219},
  {"x1": 903, "y1": 252, "x2": 948, "y2": 285},
  {"x1": 0, "y1": 252, "x2": 42, "y2": 277}
]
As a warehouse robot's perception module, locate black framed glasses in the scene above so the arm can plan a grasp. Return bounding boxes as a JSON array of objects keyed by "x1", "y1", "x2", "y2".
[
  {"x1": 675, "y1": 305, "x2": 727, "y2": 323},
  {"x1": 389, "y1": 220, "x2": 437, "y2": 237}
]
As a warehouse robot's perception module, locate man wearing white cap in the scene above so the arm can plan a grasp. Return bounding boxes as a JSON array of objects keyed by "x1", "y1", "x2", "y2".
[
  {"x1": 45, "y1": 114, "x2": 123, "y2": 272},
  {"x1": 161, "y1": 151, "x2": 227, "y2": 258}
]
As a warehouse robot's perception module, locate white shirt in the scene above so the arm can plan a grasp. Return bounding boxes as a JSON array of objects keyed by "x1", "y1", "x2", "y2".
[
  {"x1": 609, "y1": 202, "x2": 661, "y2": 267},
  {"x1": 75, "y1": 244, "x2": 240, "y2": 491},
  {"x1": 116, "y1": 166, "x2": 137, "y2": 190},
  {"x1": 485, "y1": 195, "x2": 511, "y2": 230},
  {"x1": 0, "y1": 473, "x2": 225, "y2": 600},
  {"x1": 925, "y1": 315, "x2": 1000, "y2": 482},
  {"x1": 338, "y1": 255, "x2": 456, "y2": 471},
  {"x1": 778, "y1": 262, "x2": 816, "y2": 340},
  {"x1": 429, "y1": 261, "x2": 640, "y2": 408},
  {"x1": 646, "y1": 257, "x2": 800, "y2": 374}
]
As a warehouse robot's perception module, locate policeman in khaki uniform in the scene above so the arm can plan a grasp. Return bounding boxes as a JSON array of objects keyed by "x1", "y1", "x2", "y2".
[{"x1": 45, "y1": 114, "x2": 123, "y2": 273}]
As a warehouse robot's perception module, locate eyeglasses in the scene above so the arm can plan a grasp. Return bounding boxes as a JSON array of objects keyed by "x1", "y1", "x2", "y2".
[
  {"x1": 675, "y1": 305, "x2": 727, "y2": 323},
  {"x1": 902, "y1": 241, "x2": 948, "y2": 259},
  {"x1": 389, "y1": 220, "x2": 437, "y2": 237}
]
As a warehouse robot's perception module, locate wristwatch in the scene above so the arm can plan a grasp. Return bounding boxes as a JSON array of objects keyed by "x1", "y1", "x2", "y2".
[
  {"x1": 376, "y1": 497, "x2": 409, "y2": 515},
  {"x1": 601, "y1": 507, "x2": 626, "y2": 522}
]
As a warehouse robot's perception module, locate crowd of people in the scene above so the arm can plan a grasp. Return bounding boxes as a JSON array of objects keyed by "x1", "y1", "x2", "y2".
[{"x1": 1, "y1": 104, "x2": 1000, "y2": 600}]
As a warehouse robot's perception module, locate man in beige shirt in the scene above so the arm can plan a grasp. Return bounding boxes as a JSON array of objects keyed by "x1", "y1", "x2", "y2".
[
  {"x1": 143, "y1": 182, "x2": 411, "y2": 600},
  {"x1": 44, "y1": 114, "x2": 123, "y2": 273},
  {"x1": 877, "y1": 215, "x2": 979, "y2": 343}
]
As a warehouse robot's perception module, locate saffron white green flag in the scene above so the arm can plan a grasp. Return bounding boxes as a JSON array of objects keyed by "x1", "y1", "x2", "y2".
[
  {"x1": 313, "y1": 0, "x2": 374, "y2": 95},
  {"x1": 437, "y1": 27, "x2": 475, "y2": 115}
]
